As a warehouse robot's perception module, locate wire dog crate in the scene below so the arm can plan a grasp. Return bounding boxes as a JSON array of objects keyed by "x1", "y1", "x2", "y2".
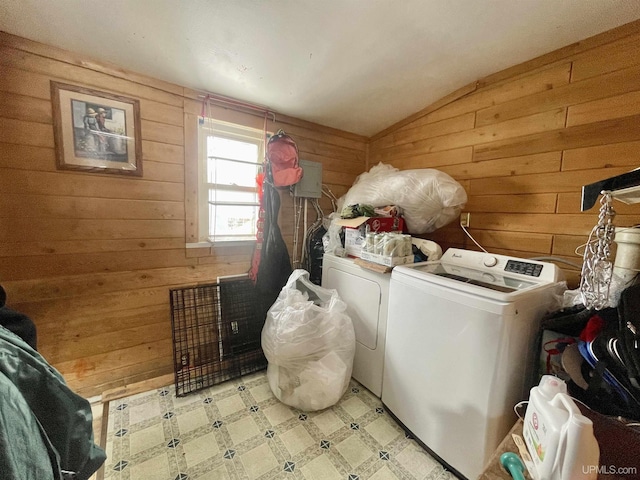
[{"x1": 169, "y1": 277, "x2": 267, "y2": 396}]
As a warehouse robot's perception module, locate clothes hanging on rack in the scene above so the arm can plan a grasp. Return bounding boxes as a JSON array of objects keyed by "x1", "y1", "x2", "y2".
[{"x1": 0, "y1": 326, "x2": 106, "y2": 480}]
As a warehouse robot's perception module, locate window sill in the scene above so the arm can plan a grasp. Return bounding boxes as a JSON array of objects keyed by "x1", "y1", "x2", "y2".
[
  {"x1": 186, "y1": 242, "x2": 213, "y2": 249},
  {"x1": 186, "y1": 240, "x2": 256, "y2": 249}
]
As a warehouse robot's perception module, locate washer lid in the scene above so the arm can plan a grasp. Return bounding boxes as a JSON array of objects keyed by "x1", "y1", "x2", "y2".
[
  {"x1": 393, "y1": 248, "x2": 561, "y2": 300},
  {"x1": 407, "y1": 262, "x2": 537, "y2": 293}
]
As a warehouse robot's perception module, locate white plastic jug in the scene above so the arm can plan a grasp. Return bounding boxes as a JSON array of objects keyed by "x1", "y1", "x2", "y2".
[{"x1": 523, "y1": 376, "x2": 600, "y2": 480}]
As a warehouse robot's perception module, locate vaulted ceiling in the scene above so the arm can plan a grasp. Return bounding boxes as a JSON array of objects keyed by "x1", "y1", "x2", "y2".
[{"x1": 2, "y1": 0, "x2": 640, "y2": 136}]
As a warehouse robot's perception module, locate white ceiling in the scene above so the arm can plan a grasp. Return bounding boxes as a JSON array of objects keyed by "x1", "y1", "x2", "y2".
[{"x1": 2, "y1": 1, "x2": 640, "y2": 136}]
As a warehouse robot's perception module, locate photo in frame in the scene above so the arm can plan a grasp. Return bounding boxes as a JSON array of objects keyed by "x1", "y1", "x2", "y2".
[{"x1": 51, "y1": 82, "x2": 142, "y2": 176}]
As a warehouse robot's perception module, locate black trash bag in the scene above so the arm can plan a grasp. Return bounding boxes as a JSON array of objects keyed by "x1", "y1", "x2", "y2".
[
  {"x1": 305, "y1": 225, "x2": 327, "y2": 286},
  {"x1": 252, "y1": 164, "x2": 292, "y2": 322}
]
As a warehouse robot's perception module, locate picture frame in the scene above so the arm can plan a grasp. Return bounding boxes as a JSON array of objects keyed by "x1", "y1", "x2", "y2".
[{"x1": 50, "y1": 81, "x2": 143, "y2": 176}]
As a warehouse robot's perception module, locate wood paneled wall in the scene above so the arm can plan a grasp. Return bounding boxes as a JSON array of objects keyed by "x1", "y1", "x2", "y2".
[
  {"x1": 370, "y1": 20, "x2": 640, "y2": 285},
  {"x1": 3, "y1": 19, "x2": 640, "y2": 396},
  {"x1": 0, "y1": 32, "x2": 367, "y2": 397}
]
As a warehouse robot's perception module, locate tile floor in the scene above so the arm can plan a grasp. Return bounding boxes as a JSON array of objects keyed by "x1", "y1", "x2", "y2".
[{"x1": 102, "y1": 370, "x2": 457, "y2": 480}]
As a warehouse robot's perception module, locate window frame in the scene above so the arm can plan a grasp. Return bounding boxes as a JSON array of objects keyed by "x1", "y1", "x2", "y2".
[{"x1": 196, "y1": 119, "x2": 265, "y2": 245}]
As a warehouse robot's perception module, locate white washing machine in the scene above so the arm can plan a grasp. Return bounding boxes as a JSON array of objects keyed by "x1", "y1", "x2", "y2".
[
  {"x1": 382, "y1": 248, "x2": 563, "y2": 479},
  {"x1": 321, "y1": 253, "x2": 390, "y2": 397}
]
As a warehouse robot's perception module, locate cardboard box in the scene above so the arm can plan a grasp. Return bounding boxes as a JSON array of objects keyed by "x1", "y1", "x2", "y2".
[{"x1": 336, "y1": 216, "x2": 404, "y2": 258}]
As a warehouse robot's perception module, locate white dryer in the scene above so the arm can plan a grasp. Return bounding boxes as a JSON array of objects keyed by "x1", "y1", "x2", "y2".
[
  {"x1": 321, "y1": 253, "x2": 390, "y2": 397},
  {"x1": 382, "y1": 248, "x2": 563, "y2": 479}
]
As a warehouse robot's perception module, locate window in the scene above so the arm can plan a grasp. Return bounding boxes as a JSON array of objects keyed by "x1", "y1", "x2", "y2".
[{"x1": 198, "y1": 120, "x2": 264, "y2": 243}]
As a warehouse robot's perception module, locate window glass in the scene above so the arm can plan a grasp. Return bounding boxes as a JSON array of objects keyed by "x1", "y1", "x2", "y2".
[
  {"x1": 208, "y1": 136, "x2": 258, "y2": 162},
  {"x1": 209, "y1": 189, "x2": 259, "y2": 204},
  {"x1": 206, "y1": 157, "x2": 259, "y2": 188},
  {"x1": 209, "y1": 204, "x2": 259, "y2": 240},
  {"x1": 199, "y1": 122, "x2": 263, "y2": 243}
]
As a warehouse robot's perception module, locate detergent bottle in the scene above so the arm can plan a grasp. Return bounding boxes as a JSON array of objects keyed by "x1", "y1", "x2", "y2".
[{"x1": 523, "y1": 375, "x2": 600, "y2": 480}]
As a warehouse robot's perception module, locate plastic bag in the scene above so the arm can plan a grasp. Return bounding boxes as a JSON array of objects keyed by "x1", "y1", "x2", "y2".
[
  {"x1": 261, "y1": 269, "x2": 355, "y2": 411},
  {"x1": 562, "y1": 274, "x2": 628, "y2": 309},
  {"x1": 322, "y1": 212, "x2": 346, "y2": 257},
  {"x1": 338, "y1": 162, "x2": 467, "y2": 233}
]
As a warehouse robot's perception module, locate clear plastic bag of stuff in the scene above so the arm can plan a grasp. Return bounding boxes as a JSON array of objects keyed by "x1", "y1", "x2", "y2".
[
  {"x1": 322, "y1": 212, "x2": 346, "y2": 257},
  {"x1": 338, "y1": 162, "x2": 467, "y2": 233},
  {"x1": 261, "y1": 269, "x2": 356, "y2": 411}
]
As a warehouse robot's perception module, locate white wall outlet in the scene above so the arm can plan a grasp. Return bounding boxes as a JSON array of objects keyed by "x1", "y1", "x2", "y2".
[{"x1": 460, "y1": 212, "x2": 470, "y2": 227}]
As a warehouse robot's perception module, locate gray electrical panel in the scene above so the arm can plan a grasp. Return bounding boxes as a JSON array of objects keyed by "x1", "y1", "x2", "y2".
[{"x1": 294, "y1": 159, "x2": 322, "y2": 198}]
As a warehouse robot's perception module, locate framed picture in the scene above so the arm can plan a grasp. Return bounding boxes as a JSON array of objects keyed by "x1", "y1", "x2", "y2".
[{"x1": 51, "y1": 82, "x2": 142, "y2": 176}]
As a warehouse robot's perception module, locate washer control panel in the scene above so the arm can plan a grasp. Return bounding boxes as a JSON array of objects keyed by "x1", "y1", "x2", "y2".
[
  {"x1": 504, "y1": 259, "x2": 544, "y2": 277},
  {"x1": 438, "y1": 248, "x2": 563, "y2": 283}
]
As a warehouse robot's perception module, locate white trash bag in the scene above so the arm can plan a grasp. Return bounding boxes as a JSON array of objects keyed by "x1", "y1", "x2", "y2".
[
  {"x1": 261, "y1": 269, "x2": 356, "y2": 411},
  {"x1": 338, "y1": 162, "x2": 467, "y2": 234}
]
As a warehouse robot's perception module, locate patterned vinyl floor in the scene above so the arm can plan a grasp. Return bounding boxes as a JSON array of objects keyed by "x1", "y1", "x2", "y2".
[{"x1": 102, "y1": 370, "x2": 458, "y2": 480}]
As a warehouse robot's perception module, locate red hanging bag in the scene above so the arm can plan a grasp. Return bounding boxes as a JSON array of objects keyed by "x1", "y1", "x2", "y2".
[{"x1": 266, "y1": 130, "x2": 302, "y2": 187}]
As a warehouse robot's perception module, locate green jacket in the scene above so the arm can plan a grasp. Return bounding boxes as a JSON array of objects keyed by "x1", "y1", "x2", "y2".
[{"x1": 0, "y1": 326, "x2": 106, "y2": 480}]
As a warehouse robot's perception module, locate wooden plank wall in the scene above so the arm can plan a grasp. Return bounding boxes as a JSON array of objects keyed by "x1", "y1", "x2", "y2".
[
  {"x1": 0, "y1": 32, "x2": 367, "y2": 397},
  {"x1": 369, "y1": 20, "x2": 640, "y2": 286},
  {"x1": 4, "y1": 19, "x2": 640, "y2": 396}
]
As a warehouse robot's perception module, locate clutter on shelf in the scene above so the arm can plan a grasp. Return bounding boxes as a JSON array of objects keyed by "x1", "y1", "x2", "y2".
[
  {"x1": 336, "y1": 207, "x2": 405, "y2": 258},
  {"x1": 322, "y1": 202, "x2": 444, "y2": 267},
  {"x1": 338, "y1": 162, "x2": 467, "y2": 234},
  {"x1": 530, "y1": 174, "x2": 640, "y2": 434},
  {"x1": 577, "y1": 170, "x2": 640, "y2": 310},
  {"x1": 537, "y1": 283, "x2": 640, "y2": 422},
  {"x1": 320, "y1": 163, "x2": 464, "y2": 266},
  {"x1": 359, "y1": 232, "x2": 414, "y2": 267}
]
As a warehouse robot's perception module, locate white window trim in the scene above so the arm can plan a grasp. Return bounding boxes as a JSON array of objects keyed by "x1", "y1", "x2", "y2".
[{"x1": 195, "y1": 119, "x2": 265, "y2": 245}]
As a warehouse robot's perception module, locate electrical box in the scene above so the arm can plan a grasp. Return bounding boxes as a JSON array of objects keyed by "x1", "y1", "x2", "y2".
[{"x1": 294, "y1": 159, "x2": 322, "y2": 198}]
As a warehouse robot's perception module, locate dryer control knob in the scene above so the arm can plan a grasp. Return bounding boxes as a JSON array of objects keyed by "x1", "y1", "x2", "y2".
[{"x1": 483, "y1": 256, "x2": 498, "y2": 267}]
